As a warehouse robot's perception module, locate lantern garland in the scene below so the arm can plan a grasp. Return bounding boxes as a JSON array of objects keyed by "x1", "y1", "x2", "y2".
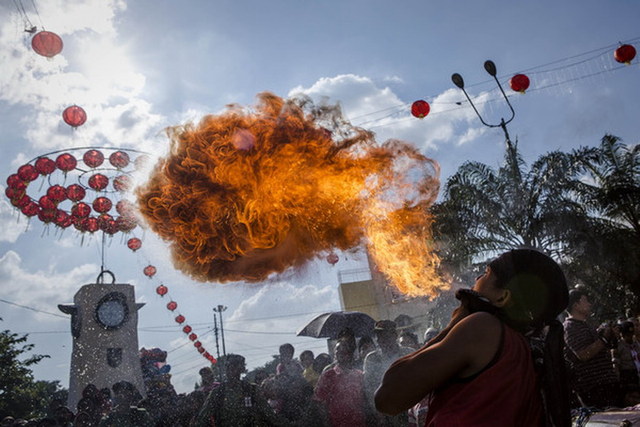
[{"x1": 4, "y1": 147, "x2": 145, "y2": 236}]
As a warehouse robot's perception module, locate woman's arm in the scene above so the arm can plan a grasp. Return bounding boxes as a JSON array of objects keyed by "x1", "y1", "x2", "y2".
[{"x1": 374, "y1": 312, "x2": 502, "y2": 415}]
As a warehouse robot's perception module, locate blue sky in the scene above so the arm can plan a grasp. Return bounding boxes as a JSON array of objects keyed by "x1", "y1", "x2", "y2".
[{"x1": 0, "y1": 0, "x2": 638, "y2": 394}]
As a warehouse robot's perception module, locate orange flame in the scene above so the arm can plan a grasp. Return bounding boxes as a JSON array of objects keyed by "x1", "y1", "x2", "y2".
[{"x1": 136, "y1": 93, "x2": 446, "y2": 297}]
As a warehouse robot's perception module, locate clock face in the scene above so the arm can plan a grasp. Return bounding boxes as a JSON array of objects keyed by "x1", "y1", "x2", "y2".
[{"x1": 95, "y1": 293, "x2": 129, "y2": 329}]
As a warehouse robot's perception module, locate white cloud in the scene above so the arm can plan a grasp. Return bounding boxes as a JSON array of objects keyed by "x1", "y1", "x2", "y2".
[
  {"x1": 0, "y1": 250, "x2": 97, "y2": 315},
  {"x1": 0, "y1": 196, "x2": 26, "y2": 243}
]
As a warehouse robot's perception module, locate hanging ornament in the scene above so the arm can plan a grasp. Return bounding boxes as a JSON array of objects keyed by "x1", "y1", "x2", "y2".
[
  {"x1": 509, "y1": 74, "x2": 530, "y2": 93},
  {"x1": 143, "y1": 265, "x2": 157, "y2": 278},
  {"x1": 175, "y1": 315, "x2": 185, "y2": 324},
  {"x1": 156, "y1": 285, "x2": 168, "y2": 296},
  {"x1": 83, "y1": 150, "x2": 104, "y2": 168},
  {"x1": 55, "y1": 153, "x2": 77, "y2": 172},
  {"x1": 88, "y1": 174, "x2": 109, "y2": 191},
  {"x1": 182, "y1": 325, "x2": 192, "y2": 334},
  {"x1": 46, "y1": 185, "x2": 67, "y2": 203},
  {"x1": 194, "y1": 341, "x2": 202, "y2": 348},
  {"x1": 92, "y1": 197, "x2": 112, "y2": 213},
  {"x1": 127, "y1": 237, "x2": 142, "y2": 251},
  {"x1": 109, "y1": 151, "x2": 130, "y2": 169},
  {"x1": 62, "y1": 105, "x2": 87, "y2": 128},
  {"x1": 614, "y1": 44, "x2": 636, "y2": 65},
  {"x1": 21, "y1": 201, "x2": 39, "y2": 217},
  {"x1": 166, "y1": 301, "x2": 178, "y2": 311},
  {"x1": 17, "y1": 164, "x2": 39, "y2": 182},
  {"x1": 66, "y1": 184, "x2": 86, "y2": 202},
  {"x1": 411, "y1": 100, "x2": 430, "y2": 118},
  {"x1": 35, "y1": 158, "x2": 56, "y2": 176},
  {"x1": 188, "y1": 333, "x2": 198, "y2": 341},
  {"x1": 71, "y1": 202, "x2": 91, "y2": 218},
  {"x1": 113, "y1": 175, "x2": 132, "y2": 192},
  {"x1": 39, "y1": 195, "x2": 56, "y2": 210},
  {"x1": 31, "y1": 31, "x2": 63, "y2": 58},
  {"x1": 326, "y1": 253, "x2": 339, "y2": 265}
]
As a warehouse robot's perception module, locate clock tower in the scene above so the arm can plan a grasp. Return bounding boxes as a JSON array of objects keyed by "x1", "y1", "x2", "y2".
[{"x1": 59, "y1": 271, "x2": 146, "y2": 411}]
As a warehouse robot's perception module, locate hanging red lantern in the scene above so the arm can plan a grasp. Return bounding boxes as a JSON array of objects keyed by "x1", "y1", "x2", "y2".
[
  {"x1": 66, "y1": 184, "x2": 86, "y2": 202},
  {"x1": 156, "y1": 285, "x2": 168, "y2": 296},
  {"x1": 411, "y1": 100, "x2": 430, "y2": 119},
  {"x1": 509, "y1": 74, "x2": 530, "y2": 93},
  {"x1": 127, "y1": 237, "x2": 142, "y2": 251},
  {"x1": 38, "y1": 208, "x2": 57, "y2": 223},
  {"x1": 71, "y1": 202, "x2": 91, "y2": 218},
  {"x1": 116, "y1": 199, "x2": 134, "y2": 216},
  {"x1": 81, "y1": 217, "x2": 100, "y2": 233},
  {"x1": 113, "y1": 175, "x2": 132, "y2": 192},
  {"x1": 11, "y1": 195, "x2": 30, "y2": 208},
  {"x1": 189, "y1": 333, "x2": 198, "y2": 341},
  {"x1": 194, "y1": 341, "x2": 202, "y2": 348},
  {"x1": 21, "y1": 201, "x2": 39, "y2": 217},
  {"x1": 46, "y1": 185, "x2": 67, "y2": 203},
  {"x1": 101, "y1": 217, "x2": 118, "y2": 235},
  {"x1": 83, "y1": 150, "x2": 104, "y2": 168},
  {"x1": 326, "y1": 253, "x2": 339, "y2": 265},
  {"x1": 62, "y1": 105, "x2": 87, "y2": 128},
  {"x1": 88, "y1": 174, "x2": 109, "y2": 191},
  {"x1": 115, "y1": 216, "x2": 137, "y2": 232},
  {"x1": 203, "y1": 351, "x2": 211, "y2": 359},
  {"x1": 6, "y1": 174, "x2": 25, "y2": 190},
  {"x1": 166, "y1": 301, "x2": 178, "y2": 311},
  {"x1": 144, "y1": 265, "x2": 157, "y2": 278},
  {"x1": 175, "y1": 315, "x2": 186, "y2": 324},
  {"x1": 55, "y1": 153, "x2": 77, "y2": 172},
  {"x1": 614, "y1": 44, "x2": 636, "y2": 65},
  {"x1": 197, "y1": 347, "x2": 205, "y2": 354},
  {"x1": 55, "y1": 210, "x2": 72, "y2": 228},
  {"x1": 38, "y1": 195, "x2": 56, "y2": 210},
  {"x1": 17, "y1": 164, "x2": 39, "y2": 182},
  {"x1": 109, "y1": 151, "x2": 130, "y2": 169},
  {"x1": 31, "y1": 31, "x2": 63, "y2": 58},
  {"x1": 92, "y1": 196, "x2": 112, "y2": 213},
  {"x1": 5, "y1": 187, "x2": 25, "y2": 201},
  {"x1": 35, "y1": 157, "x2": 56, "y2": 175},
  {"x1": 182, "y1": 325, "x2": 192, "y2": 334}
]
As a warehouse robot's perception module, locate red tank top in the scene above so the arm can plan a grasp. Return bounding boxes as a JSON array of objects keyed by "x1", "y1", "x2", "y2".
[{"x1": 424, "y1": 324, "x2": 542, "y2": 427}]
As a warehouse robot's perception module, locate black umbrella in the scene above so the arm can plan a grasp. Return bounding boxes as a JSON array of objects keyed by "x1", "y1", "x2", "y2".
[{"x1": 297, "y1": 311, "x2": 375, "y2": 339}]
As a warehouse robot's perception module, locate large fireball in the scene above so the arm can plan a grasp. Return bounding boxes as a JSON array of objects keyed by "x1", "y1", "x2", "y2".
[{"x1": 137, "y1": 92, "x2": 447, "y2": 297}]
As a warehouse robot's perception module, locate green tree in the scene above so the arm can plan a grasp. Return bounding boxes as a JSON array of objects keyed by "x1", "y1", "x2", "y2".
[{"x1": 0, "y1": 326, "x2": 64, "y2": 419}]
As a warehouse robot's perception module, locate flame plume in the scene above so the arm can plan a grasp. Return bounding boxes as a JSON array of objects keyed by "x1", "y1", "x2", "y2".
[{"x1": 137, "y1": 93, "x2": 447, "y2": 297}]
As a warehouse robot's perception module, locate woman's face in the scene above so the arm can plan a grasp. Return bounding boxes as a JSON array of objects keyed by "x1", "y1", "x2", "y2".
[{"x1": 473, "y1": 266, "x2": 508, "y2": 306}]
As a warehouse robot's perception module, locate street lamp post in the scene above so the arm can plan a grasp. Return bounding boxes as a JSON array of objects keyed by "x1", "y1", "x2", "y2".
[
  {"x1": 213, "y1": 305, "x2": 227, "y2": 357},
  {"x1": 451, "y1": 60, "x2": 516, "y2": 149}
]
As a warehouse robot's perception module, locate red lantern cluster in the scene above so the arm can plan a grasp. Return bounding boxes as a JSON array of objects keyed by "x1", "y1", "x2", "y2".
[
  {"x1": 31, "y1": 31, "x2": 63, "y2": 58},
  {"x1": 4, "y1": 148, "x2": 143, "y2": 237},
  {"x1": 614, "y1": 44, "x2": 636, "y2": 65},
  {"x1": 411, "y1": 100, "x2": 430, "y2": 119},
  {"x1": 509, "y1": 74, "x2": 530, "y2": 93}
]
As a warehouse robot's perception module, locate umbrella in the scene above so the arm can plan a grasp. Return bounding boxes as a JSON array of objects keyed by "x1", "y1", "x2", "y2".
[{"x1": 297, "y1": 311, "x2": 375, "y2": 339}]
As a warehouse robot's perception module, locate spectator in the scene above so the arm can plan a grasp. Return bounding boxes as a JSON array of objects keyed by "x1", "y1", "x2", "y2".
[
  {"x1": 614, "y1": 321, "x2": 640, "y2": 395},
  {"x1": 194, "y1": 354, "x2": 287, "y2": 426},
  {"x1": 300, "y1": 350, "x2": 319, "y2": 387},
  {"x1": 198, "y1": 366, "x2": 218, "y2": 393},
  {"x1": 277, "y1": 343, "x2": 303, "y2": 377},
  {"x1": 364, "y1": 320, "x2": 413, "y2": 426},
  {"x1": 355, "y1": 336, "x2": 375, "y2": 370},
  {"x1": 398, "y1": 331, "x2": 420, "y2": 350},
  {"x1": 564, "y1": 288, "x2": 621, "y2": 408},
  {"x1": 99, "y1": 381, "x2": 152, "y2": 427},
  {"x1": 315, "y1": 340, "x2": 368, "y2": 427}
]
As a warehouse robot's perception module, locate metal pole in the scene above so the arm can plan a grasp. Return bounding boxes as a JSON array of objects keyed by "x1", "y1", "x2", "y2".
[
  {"x1": 213, "y1": 313, "x2": 220, "y2": 359},
  {"x1": 217, "y1": 305, "x2": 227, "y2": 357}
]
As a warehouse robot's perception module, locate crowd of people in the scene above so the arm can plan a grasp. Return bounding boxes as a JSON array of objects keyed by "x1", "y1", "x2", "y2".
[{"x1": 4, "y1": 249, "x2": 640, "y2": 426}]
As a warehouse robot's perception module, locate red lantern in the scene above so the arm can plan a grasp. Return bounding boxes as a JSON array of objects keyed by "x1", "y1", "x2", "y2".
[
  {"x1": 11, "y1": 195, "x2": 30, "y2": 208},
  {"x1": 18, "y1": 164, "x2": 39, "y2": 182},
  {"x1": 83, "y1": 150, "x2": 104, "y2": 168},
  {"x1": 71, "y1": 202, "x2": 91, "y2": 218},
  {"x1": 46, "y1": 185, "x2": 67, "y2": 203},
  {"x1": 116, "y1": 216, "x2": 137, "y2": 232},
  {"x1": 326, "y1": 253, "x2": 339, "y2": 265},
  {"x1": 38, "y1": 195, "x2": 56, "y2": 210},
  {"x1": 182, "y1": 325, "x2": 193, "y2": 334},
  {"x1": 101, "y1": 217, "x2": 118, "y2": 235},
  {"x1": 56, "y1": 153, "x2": 77, "y2": 172},
  {"x1": 156, "y1": 285, "x2": 168, "y2": 296},
  {"x1": 127, "y1": 237, "x2": 142, "y2": 251},
  {"x1": 66, "y1": 184, "x2": 86, "y2": 202},
  {"x1": 55, "y1": 210, "x2": 72, "y2": 228},
  {"x1": 109, "y1": 151, "x2": 130, "y2": 169},
  {"x1": 62, "y1": 105, "x2": 87, "y2": 128},
  {"x1": 167, "y1": 301, "x2": 178, "y2": 311},
  {"x1": 175, "y1": 315, "x2": 186, "y2": 324},
  {"x1": 92, "y1": 197, "x2": 112, "y2": 213},
  {"x1": 21, "y1": 201, "x2": 39, "y2": 217},
  {"x1": 144, "y1": 265, "x2": 157, "y2": 278},
  {"x1": 31, "y1": 31, "x2": 63, "y2": 58},
  {"x1": 194, "y1": 341, "x2": 202, "y2": 348},
  {"x1": 509, "y1": 74, "x2": 530, "y2": 93},
  {"x1": 614, "y1": 44, "x2": 636, "y2": 65},
  {"x1": 88, "y1": 174, "x2": 109, "y2": 191},
  {"x1": 83, "y1": 217, "x2": 100, "y2": 233},
  {"x1": 38, "y1": 208, "x2": 57, "y2": 223},
  {"x1": 35, "y1": 157, "x2": 56, "y2": 175},
  {"x1": 411, "y1": 100, "x2": 430, "y2": 119},
  {"x1": 203, "y1": 351, "x2": 211, "y2": 359},
  {"x1": 113, "y1": 175, "x2": 132, "y2": 192},
  {"x1": 5, "y1": 187, "x2": 25, "y2": 200},
  {"x1": 6, "y1": 174, "x2": 25, "y2": 190},
  {"x1": 189, "y1": 333, "x2": 198, "y2": 341},
  {"x1": 116, "y1": 199, "x2": 134, "y2": 216},
  {"x1": 197, "y1": 347, "x2": 205, "y2": 354}
]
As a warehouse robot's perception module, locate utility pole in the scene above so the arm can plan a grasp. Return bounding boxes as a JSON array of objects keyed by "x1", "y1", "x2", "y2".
[
  {"x1": 213, "y1": 314, "x2": 220, "y2": 359},
  {"x1": 213, "y1": 305, "x2": 227, "y2": 357}
]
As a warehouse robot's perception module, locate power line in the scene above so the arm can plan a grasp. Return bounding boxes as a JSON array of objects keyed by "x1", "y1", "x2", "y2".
[{"x1": 0, "y1": 297, "x2": 67, "y2": 319}]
